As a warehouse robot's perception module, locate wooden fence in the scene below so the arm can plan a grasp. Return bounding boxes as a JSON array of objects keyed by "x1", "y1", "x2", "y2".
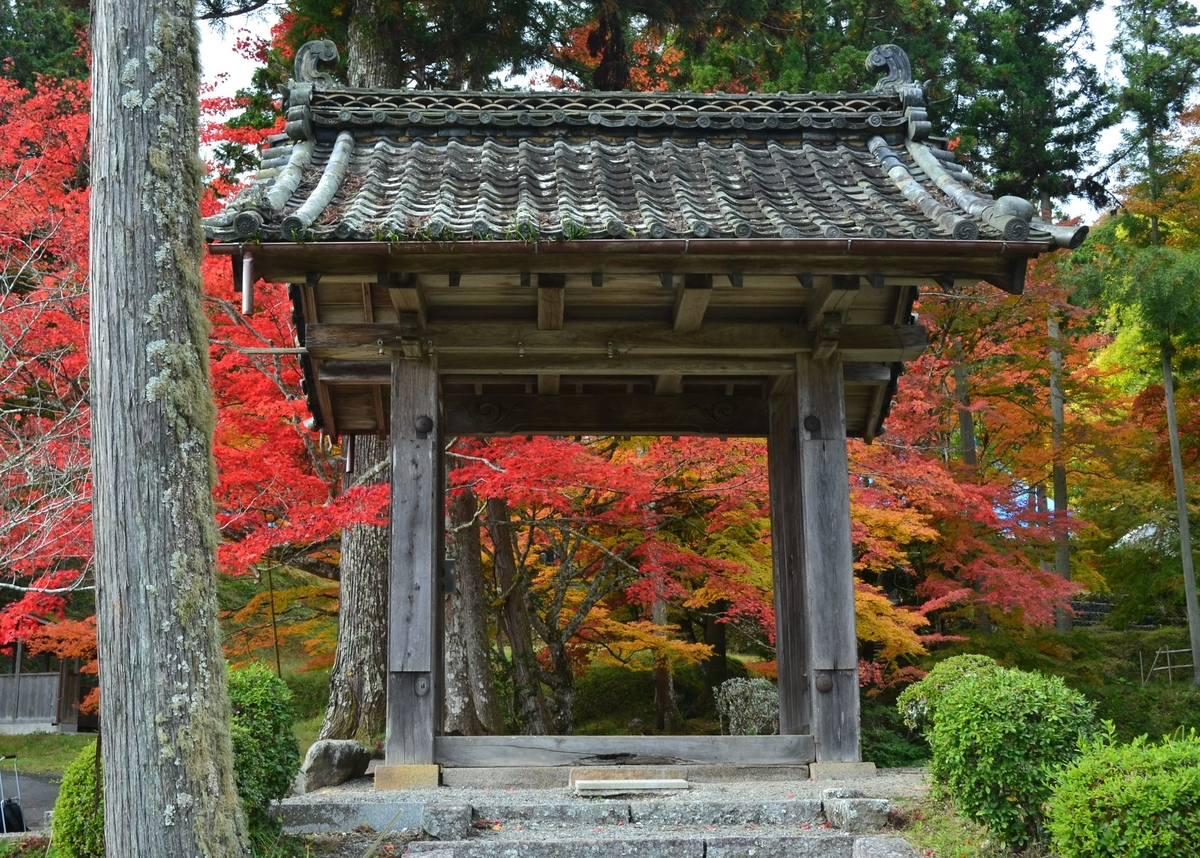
[{"x1": 0, "y1": 672, "x2": 59, "y2": 724}]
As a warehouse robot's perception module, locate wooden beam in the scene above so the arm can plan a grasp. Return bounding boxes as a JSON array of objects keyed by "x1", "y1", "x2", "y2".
[
  {"x1": 305, "y1": 321, "x2": 928, "y2": 364},
  {"x1": 443, "y1": 394, "x2": 768, "y2": 436},
  {"x1": 537, "y1": 273, "x2": 566, "y2": 331},
  {"x1": 806, "y1": 275, "x2": 859, "y2": 331},
  {"x1": 673, "y1": 273, "x2": 713, "y2": 332},
  {"x1": 654, "y1": 373, "x2": 683, "y2": 395},
  {"x1": 386, "y1": 353, "x2": 441, "y2": 765},
  {"x1": 435, "y1": 734, "x2": 815, "y2": 767},
  {"x1": 842, "y1": 362, "x2": 893, "y2": 384},
  {"x1": 812, "y1": 313, "x2": 843, "y2": 362},
  {"x1": 381, "y1": 271, "x2": 426, "y2": 328},
  {"x1": 537, "y1": 374, "x2": 560, "y2": 395},
  {"x1": 794, "y1": 354, "x2": 860, "y2": 761}
]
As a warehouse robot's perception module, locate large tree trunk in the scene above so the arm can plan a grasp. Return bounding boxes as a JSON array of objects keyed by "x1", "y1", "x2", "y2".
[
  {"x1": 89, "y1": 3, "x2": 248, "y2": 854},
  {"x1": 445, "y1": 488, "x2": 503, "y2": 734},
  {"x1": 319, "y1": 436, "x2": 390, "y2": 741},
  {"x1": 347, "y1": 0, "x2": 408, "y2": 88},
  {"x1": 487, "y1": 498, "x2": 550, "y2": 734},
  {"x1": 1161, "y1": 343, "x2": 1200, "y2": 686}
]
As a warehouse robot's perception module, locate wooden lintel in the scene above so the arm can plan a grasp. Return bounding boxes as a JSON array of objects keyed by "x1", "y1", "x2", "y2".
[
  {"x1": 434, "y1": 734, "x2": 814, "y2": 767},
  {"x1": 305, "y1": 321, "x2": 927, "y2": 364},
  {"x1": 812, "y1": 312, "x2": 843, "y2": 361},
  {"x1": 537, "y1": 274, "x2": 566, "y2": 331},
  {"x1": 381, "y1": 271, "x2": 427, "y2": 328},
  {"x1": 806, "y1": 275, "x2": 859, "y2": 331},
  {"x1": 444, "y1": 393, "x2": 768, "y2": 437},
  {"x1": 537, "y1": 374, "x2": 560, "y2": 395},
  {"x1": 672, "y1": 275, "x2": 712, "y2": 333},
  {"x1": 654, "y1": 373, "x2": 683, "y2": 395},
  {"x1": 842, "y1": 362, "x2": 893, "y2": 384}
]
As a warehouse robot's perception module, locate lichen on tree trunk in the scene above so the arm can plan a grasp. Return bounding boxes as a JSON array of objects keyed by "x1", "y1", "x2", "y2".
[
  {"x1": 89, "y1": 2, "x2": 249, "y2": 854},
  {"x1": 319, "y1": 434, "x2": 389, "y2": 743}
]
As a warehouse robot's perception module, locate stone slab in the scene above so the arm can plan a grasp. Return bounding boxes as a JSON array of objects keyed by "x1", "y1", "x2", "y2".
[
  {"x1": 472, "y1": 802, "x2": 630, "y2": 825},
  {"x1": 854, "y1": 835, "x2": 921, "y2": 858},
  {"x1": 809, "y1": 762, "x2": 877, "y2": 781},
  {"x1": 825, "y1": 798, "x2": 890, "y2": 833},
  {"x1": 376, "y1": 764, "x2": 441, "y2": 790},
  {"x1": 574, "y1": 779, "x2": 689, "y2": 796},
  {"x1": 705, "y1": 835, "x2": 855, "y2": 858},
  {"x1": 279, "y1": 800, "x2": 424, "y2": 835},
  {"x1": 569, "y1": 766, "x2": 688, "y2": 787},
  {"x1": 630, "y1": 799, "x2": 824, "y2": 827},
  {"x1": 421, "y1": 804, "x2": 473, "y2": 840},
  {"x1": 686, "y1": 764, "x2": 810, "y2": 783},
  {"x1": 404, "y1": 838, "x2": 705, "y2": 857},
  {"x1": 442, "y1": 766, "x2": 569, "y2": 789}
]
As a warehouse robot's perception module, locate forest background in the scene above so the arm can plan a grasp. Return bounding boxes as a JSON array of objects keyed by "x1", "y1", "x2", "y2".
[{"x1": 1, "y1": 0, "x2": 1199, "y2": 754}]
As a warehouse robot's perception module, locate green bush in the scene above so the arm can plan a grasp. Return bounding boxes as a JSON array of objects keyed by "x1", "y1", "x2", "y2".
[
  {"x1": 228, "y1": 661, "x2": 301, "y2": 840},
  {"x1": 861, "y1": 696, "x2": 929, "y2": 767},
  {"x1": 929, "y1": 667, "x2": 1094, "y2": 849},
  {"x1": 283, "y1": 668, "x2": 331, "y2": 720},
  {"x1": 52, "y1": 740, "x2": 104, "y2": 858},
  {"x1": 896, "y1": 653, "x2": 1001, "y2": 737},
  {"x1": 1047, "y1": 723, "x2": 1200, "y2": 858}
]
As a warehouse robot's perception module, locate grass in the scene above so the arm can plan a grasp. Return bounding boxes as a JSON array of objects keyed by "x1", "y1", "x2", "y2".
[
  {"x1": 0, "y1": 731, "x2": 93, "y2": 776},
  {"x1": 893, "y1": 796, "x2": 1051, "y2": 858}
]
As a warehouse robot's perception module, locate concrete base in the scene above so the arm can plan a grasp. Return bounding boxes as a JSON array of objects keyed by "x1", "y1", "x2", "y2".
[
  {"x1": 810, "y1": 762, "x2": 876, "y2": 781},
  {"x1": 374, "y1": 764, "x2": 440, "y2": 790},
  {"x1": 574, "y1": 779, "x2": 689, "y2": 796},
  {"x1": 570, "y1": 766, "x2": 688, "y2": 786}
]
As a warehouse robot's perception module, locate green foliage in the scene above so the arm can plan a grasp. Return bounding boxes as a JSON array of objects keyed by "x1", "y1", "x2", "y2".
[
  {"x1": 929, "y1": 667, "x2": 1095, "y2": 849},
  {"x1": 228, "y1": 661, "x2": 301, "y2": 842},
  {"x1": 0, "y1": 0, "x2": 89, "y2": 88},
  {"x1": 52, "y1": 740, "x2": 104, "y2": 858},
  {"x1": 860, "y1": 696, "x2": 930, "y2": 767},
  {"x1": 283, "y1": 667, "x2": 330, "y2": 720},
  {"x1": 715, "y1": 677, "x2": 778, "y2": 735},
  {"x1": 895, "y1": 653, "x2": 1002, "y2": 737},
  {"x1": 1047, "y1": 722, "x2": 1200, "y2": 858}
]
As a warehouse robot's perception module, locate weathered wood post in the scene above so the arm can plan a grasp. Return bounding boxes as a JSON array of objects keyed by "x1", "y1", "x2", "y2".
[
  {"x1": 380, "y1": 351, "x2": 443, "y2": 785},
  {"x1": 769, "y1": 353, "x2": 861, "y2": 762}
]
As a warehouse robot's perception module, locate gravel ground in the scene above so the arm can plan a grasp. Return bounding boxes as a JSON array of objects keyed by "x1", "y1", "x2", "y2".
[{"x1": 287, "y1": 767, "x2": 932, "y2": 809}]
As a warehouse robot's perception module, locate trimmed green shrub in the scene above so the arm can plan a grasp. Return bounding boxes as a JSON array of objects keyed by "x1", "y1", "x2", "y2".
[
  {"x1": 896, "y1": 653, "x2": 1001, "y2": 737},
  {"x1": 228, "y1": 661, "x2": 301, "y2": 840},
  {"x1": 52, "y1": 740, "x2": 104, "y2": 858},
  {"x1": 715, "y1": 677, "x2": 778, "y2": 735},
  {"x1": 1048, "y1": 722, "x2": 1200, "y2": 858},
  {"x1": 929, "y1": 667, "x2": 1094, "y2": 849},
  {"x1": 283, "y1": 668, "x2": 331, "y2": 720}
]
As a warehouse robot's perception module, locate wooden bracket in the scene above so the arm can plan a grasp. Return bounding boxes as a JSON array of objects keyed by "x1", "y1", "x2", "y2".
[
  {"x1": 537, "y1": 273, "x2": 566, "y2": 331},
  {"x1": 813, "y1": 313, "x2": 843, "y2": 361},
  {"x1": 381, "y1": 271, "x2": 426, "y2": 328}
]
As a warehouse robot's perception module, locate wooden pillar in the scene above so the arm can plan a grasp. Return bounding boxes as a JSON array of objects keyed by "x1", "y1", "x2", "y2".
[
  {"x1": 768, "y1": 353, "x2": 861, "y2": 762},
  {"x1": 386, "y1": 352, "x2": 442, "y2": 765}
]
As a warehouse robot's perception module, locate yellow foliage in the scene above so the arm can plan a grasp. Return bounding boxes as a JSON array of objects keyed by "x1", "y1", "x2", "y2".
[{"x1": 854, "y1": 580, "x2": 928, "y2": 663}]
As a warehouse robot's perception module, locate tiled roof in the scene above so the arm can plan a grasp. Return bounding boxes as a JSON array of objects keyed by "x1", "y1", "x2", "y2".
[{"x1": 203, "y1": 43, "x2": 1086, "y2": 251}]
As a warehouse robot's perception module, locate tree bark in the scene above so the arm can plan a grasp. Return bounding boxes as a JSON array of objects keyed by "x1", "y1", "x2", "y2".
[
  {"x1": 445, "y1": 488, "x2": 503, "y2": 734},
  {"x1": 1048, "y1": 317, "x2": 1072, "y2": 632},
  {"x1": 347, "y1": 0, "x2": 408, "y2": 88},
  {"x1": 953, "y1": 343, "x2": 978, "y2": 469},
  {"x1": 487, "y1": 498, "x2": 550, "y2": 734},
  {"x1": 319, "y1": 435, "x2": 389, "y2": 742},
  {"x1": 90, "y1": 2, "x2": 248, "y2": 854},
  {"x1": 1161, "y1": 343, "x2": 1200, "y2": 686}
]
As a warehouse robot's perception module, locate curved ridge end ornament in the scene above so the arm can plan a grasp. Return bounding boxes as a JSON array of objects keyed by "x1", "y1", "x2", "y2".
[
  {"x1": 294, "y1": 40, "x2": 341, "y2": 84},
  {"x1": 866, "y1": 44, "x2": 912, "y2": 95}
]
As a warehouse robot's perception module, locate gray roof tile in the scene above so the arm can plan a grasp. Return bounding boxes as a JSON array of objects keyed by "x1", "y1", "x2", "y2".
[{"x1": 204, "y1": 45, "x2": 1087, "y2": 251}]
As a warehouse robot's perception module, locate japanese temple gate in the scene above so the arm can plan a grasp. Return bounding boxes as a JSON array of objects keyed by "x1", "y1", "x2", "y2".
[{"x1": 205, "y1": 42, "x2": 1083, "y2": 777}]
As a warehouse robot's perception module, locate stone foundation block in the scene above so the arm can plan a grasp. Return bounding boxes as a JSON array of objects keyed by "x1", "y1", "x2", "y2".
[
  {"x1": 420, "y1": 804, "x2": 472, "y2": 840},
  {"x1": 854, "y1": 835, "x2": 921, "y2": 857},
  {"x1": 374, "y1": 764, "x2": 440, "y2": 790},
  {"x1": 825, "y1": 797, "x2": 890, "y2": 832},
  {"x1": 569, "y1": 765, "x2": 689, "y2": 786}
]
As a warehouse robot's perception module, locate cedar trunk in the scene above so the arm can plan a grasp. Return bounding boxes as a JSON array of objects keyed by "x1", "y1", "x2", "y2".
[
  {"x1": 89, "y1": 2, "x2": 249, "y2": 854},
  {"x1": 319, "y1": 436, "x2": 389, "y2": 742},
  {"x1": 445, "y1": 488, "x2": 503, "y2": 734},
  {"x1": 347, "y1": 0, "x2": 407, "y2": 88}
]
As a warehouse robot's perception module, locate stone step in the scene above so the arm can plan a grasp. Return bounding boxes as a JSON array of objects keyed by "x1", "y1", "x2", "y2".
[{"x1": 404, "y1": 833, "x2": 919, "y2": 858}]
